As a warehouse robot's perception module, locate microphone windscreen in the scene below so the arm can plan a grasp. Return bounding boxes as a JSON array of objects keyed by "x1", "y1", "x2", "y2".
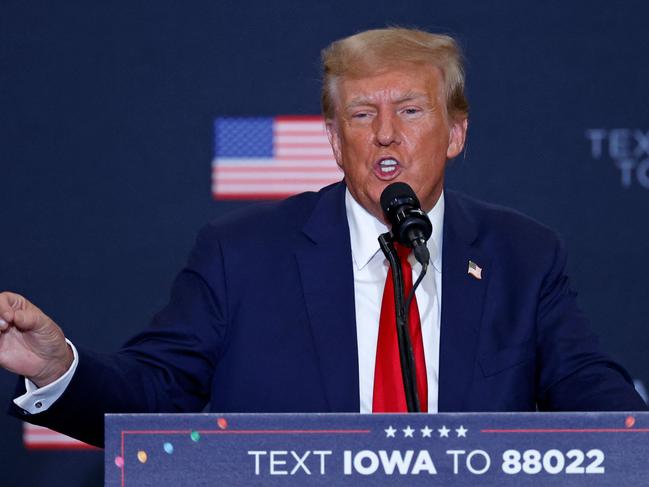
[{"x1": 380, "y1": 182, "x2": 420, "y2": 216}]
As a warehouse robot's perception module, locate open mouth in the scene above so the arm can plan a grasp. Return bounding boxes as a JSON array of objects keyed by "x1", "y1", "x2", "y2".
[
  {"x1": 379, "y1": 158, "x2": 398, "y2": 173},
  {"x1": 374, "y1": 158, "x2": 402, "y2": 180}
]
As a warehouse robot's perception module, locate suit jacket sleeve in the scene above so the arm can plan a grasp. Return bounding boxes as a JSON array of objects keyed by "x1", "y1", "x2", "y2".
[
  {"x1": 534, "y1": 235, "x2": 647, "y2": 411},
  {"x1": 8, "y1": 224, "x2": 228, "y2": 447}
]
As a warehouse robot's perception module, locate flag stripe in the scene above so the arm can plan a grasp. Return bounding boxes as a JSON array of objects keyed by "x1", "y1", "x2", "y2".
[
  {"x1": 216, "y1": 173, "x2": 340, "y2": 181},
  {"x1": 24, "y1": 434, "x2": 88, "y2": 443},
  {"x1": 216, "y1": 193, "x2": 302, "y2": 200},
  {"x1": 274, "y1": 115, "x2": 323, "y2": 122},
  {"x1": 276, "y1": 147, "x2": 334, "y2": 157},
  {"x1": 214, "y1": 166, "x2": 338, "y2": 173},
  {"x1": 279, "y1": 143, "x2": 331, "y2": 148},
  {"x1": 213, "y1": 183, "x2": 334, "y2": 192},
  {"x1": 273, "y1": 155, "x2": 336, "y2": 160},
  {"x1": 214, "y1": 178, "x2": 339, "y2": 185},
  {"x1": 275, "y1": 121, "x2": 326, "y2": 132},
  {"x1": 23, "y1": 423, "x2": 95, "y2": 450},
  {"x1": 275, "y1": 135, "x2": 328, "y2": 143},
  {"x1": 214, "y1": 158, "x2": 335, "y2": 168}
]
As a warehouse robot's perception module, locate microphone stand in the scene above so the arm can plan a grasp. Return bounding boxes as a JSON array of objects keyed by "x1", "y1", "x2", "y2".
[{"x1": 378, "y1": 232, "x2": 421, "y2": 412}]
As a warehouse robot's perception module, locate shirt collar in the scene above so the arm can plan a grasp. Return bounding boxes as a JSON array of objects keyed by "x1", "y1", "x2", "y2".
[{"x1": 345, "y1": 187, "x2": 444, "y2": 273}]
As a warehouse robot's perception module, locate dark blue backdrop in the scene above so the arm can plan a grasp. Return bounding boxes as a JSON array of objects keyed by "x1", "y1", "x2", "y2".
[{"x1": 1, "y1": 1, "x2": 647, "y2": 485}]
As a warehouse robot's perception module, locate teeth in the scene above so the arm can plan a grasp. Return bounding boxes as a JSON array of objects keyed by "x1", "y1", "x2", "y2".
[{"x1": 379, "y1": 159, "x2": 398, "y2": 173}]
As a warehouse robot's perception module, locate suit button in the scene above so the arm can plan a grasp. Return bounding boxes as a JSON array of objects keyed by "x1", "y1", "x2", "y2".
[{"x1": 34, "y1": 401, "x2": 43, "y2": 409}]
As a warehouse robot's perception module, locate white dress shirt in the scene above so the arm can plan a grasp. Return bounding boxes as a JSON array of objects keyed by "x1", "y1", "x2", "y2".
[
  {"x1": 14, "y1": 339, "x2": 78, "y2": 414},
  {"x1": 15, "y1": 189, "x2": 445, "y2": 414},
  {"x1": 345, "y1": 188, "x2": 444, "y2": 413}
]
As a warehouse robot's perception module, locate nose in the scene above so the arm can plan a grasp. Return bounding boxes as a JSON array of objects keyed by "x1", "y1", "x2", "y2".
[{"x1": 373, "y1": 111, "x2": 400, "y2": 146}]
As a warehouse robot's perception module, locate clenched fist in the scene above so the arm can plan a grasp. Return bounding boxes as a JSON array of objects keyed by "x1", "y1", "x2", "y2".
[{"x1": 0, "y1": 292, "x2": 73, "y2": 387}]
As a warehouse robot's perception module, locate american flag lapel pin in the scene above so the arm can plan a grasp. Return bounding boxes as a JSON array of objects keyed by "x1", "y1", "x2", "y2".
[{"x1": 467, "y1": 260, "x2": 482, "y2": 280}]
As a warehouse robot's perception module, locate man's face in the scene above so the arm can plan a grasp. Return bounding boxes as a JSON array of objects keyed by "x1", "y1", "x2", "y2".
[{"x1": 326, "y1": 62, "x2": 467, "y2": 221}]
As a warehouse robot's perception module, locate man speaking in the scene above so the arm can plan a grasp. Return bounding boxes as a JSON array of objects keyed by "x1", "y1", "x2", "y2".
[{"x1": 1, "y1": 27, "x2": 646, "y2": 448}]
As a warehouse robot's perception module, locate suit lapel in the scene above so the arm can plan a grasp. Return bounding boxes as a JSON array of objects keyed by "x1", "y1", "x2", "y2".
[
  {"x1": 438, "y1": 191, "x2": 490, "y2": 411},
  {"x1": 295, "y1": 183, "x2": 360, "y2": 412}
]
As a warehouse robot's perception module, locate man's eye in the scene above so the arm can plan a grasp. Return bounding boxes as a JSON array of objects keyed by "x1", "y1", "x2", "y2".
[
  {"x1": 352, "y1": 112, "x2": 370, "y2": 119},
  {"x1": 402, "y1": 107, "x2": 421, "y2": 115}
]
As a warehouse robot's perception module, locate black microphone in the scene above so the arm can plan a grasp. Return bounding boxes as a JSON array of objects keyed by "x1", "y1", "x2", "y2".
[{"x1": 380, "y1": 182, "x2": 432, "y2": 265}]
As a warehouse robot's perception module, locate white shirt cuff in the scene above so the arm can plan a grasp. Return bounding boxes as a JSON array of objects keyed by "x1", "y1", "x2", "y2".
[{"x1": 13, "y1": 339, "x2": 79, "y2": 414}]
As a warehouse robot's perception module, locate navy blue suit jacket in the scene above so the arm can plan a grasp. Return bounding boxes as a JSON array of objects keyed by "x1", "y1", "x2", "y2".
[{"x1": 11, "y1": 181, "x2": 646, "y2": 446}]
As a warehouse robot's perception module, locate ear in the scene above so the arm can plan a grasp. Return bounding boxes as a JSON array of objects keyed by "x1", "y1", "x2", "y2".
[
  {"x1": 325, "y1": 119, "x2": 344, "y2": 169},
  {"x1": 446, "y1": 117, "x2": 468, "y2": 159}
]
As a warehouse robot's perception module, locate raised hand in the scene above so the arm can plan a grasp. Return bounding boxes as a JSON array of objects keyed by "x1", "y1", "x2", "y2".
[{"x1": 0, "y1": 292, "x2": 73, "y2": 387}]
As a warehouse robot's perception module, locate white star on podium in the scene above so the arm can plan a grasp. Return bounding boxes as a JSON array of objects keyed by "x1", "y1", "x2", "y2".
[
  {"x1": 421, "y1": 426, "x2": 433, "y2": 437},
  {"x1": 403, "y1": 426, "x2": 415, "y2": 437},
  {"x1": 455, "y1": 425, "x2": 468, "y2": 437},
  {"x1": 438, "y1": 425, "x2": 450, "y2": 437},
  {"x1": 384, "y1": 426, "x2": 396, "y2": 438}
]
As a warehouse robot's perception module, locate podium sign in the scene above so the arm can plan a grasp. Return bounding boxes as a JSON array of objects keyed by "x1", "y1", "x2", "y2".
[{"x1": 105, "y1": 412, "x2": 649, "y2": 486}]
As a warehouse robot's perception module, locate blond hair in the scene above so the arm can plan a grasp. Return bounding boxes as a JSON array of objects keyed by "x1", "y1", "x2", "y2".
[{"x1": 321, "y1": 27, "x2": 469, "y2": 120}]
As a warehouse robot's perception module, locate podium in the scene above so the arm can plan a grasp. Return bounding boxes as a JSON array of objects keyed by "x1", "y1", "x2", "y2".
[{"x1": 105, "y1": 412, "x2": 649, "y2": 486}]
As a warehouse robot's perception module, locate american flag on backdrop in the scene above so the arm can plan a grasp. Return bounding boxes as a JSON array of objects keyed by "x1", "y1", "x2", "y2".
[
  {"x1": 212, "y1": 116, "x2": 342, "y2": 199},
  {"x1": 23, "y1": 422, "x2": 96, "y2": 450}
]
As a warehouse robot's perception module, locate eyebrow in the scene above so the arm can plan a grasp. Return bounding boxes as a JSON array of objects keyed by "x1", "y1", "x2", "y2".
[{"x1": 345, "y1": 91, "x2": 429, "y2": 109}]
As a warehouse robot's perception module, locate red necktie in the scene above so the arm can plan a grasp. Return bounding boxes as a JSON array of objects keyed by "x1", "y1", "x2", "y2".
[{"x1": 373, "y1": 243, "x2": 428, "y2": 412}]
